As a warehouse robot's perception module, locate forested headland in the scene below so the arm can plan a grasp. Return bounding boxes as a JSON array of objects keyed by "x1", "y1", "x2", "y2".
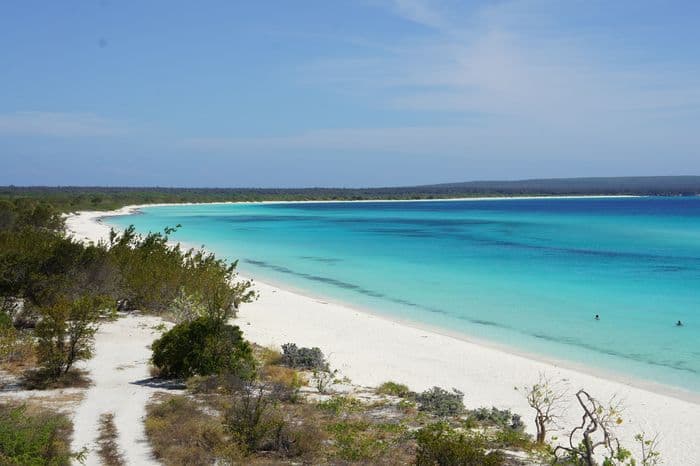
[{"x1": 2, "y1": 175, "x2": 699, "y2": 213}]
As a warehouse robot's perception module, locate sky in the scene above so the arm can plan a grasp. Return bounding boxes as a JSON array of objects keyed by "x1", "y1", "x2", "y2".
[{"x1": 1, "y1": 0, "x2": 699, "y2": 187}]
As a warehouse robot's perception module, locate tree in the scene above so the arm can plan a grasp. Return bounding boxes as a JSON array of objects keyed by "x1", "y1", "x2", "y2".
[
  {"x1": 521, "y1": 373, "x2": 568, "y2": 444},
  {"x1": 554, "y1": 389, "x2": 630, "y2": 465},
  {"x1": 108, "y1": 227, "x2": 256, "y2": 316},
  {"x1": 35, "y1": 295, "x2": 110, "y2": 379},
  {"x1": 151, "y1": 316, "x2": 255, "y2": 379}
]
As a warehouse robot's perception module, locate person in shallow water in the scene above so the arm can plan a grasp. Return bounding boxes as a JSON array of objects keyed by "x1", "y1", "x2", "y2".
[
  {"x1": 595, "y1": 314, "x2": 600, "y2": 320},
  {"x1": 676, "y1": 320, "x2": 683, "y2": 327}
]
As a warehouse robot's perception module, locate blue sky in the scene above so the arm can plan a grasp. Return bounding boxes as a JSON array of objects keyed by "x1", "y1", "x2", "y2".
[{"x1": 1, "y1": 0, "x2": 699, "y2": 187}]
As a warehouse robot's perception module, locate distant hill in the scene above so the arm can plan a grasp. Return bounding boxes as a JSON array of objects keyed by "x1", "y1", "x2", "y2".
[
  {"x1": 417, "y1": 176, "x2": 700, "y2": 196},
  {"x1": 1, "y1": 176, "x2": 699, "y2": 212}
]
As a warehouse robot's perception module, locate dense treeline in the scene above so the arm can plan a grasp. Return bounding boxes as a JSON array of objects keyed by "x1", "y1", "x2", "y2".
[
  {"x1": 1, "y1": 176, "x2": 698, "y2": 212},
  {"x1": 0, "y1": 197, "x2": 256, "y2": 463},
  {"x1": 0, "y1": 198, "x2": 254, "y2": 381}
]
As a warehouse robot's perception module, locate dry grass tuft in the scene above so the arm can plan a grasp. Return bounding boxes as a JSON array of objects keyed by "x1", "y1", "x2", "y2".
[
  {"x1": 262, "y1": 364, "x2": 307, "y2": 388},
  {"x1": 254, "y1": 345, "x2": 283, "y2": 366},
  {"x1": 145, "y1": 394, "x2": 238, "y2": 465},
  {"x1": 97, "y1": 412, "x2": 125, "y2": 466},
  {"x1": 21, "y1": 368, "x2": 91, "y2": 390}
]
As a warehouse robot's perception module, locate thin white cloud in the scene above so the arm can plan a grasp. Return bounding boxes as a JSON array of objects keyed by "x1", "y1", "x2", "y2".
[
  {"x1": 387, "y1": 0, "x2": 447, "y2": 29},
  {"x1": 183, "y1": 0, "x2": 699, "y2": 174},
  {"x1": 0, "y1": 111, "x2": 125, "y2": 137}
]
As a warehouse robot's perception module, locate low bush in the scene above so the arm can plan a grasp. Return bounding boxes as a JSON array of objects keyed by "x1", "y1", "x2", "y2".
[
  {"x1": 415, "y1": 422, "x2": 505, "y2": 466},
  {"x1": 0, "y1": 403, "x2": 80, "y2": 466},
  {"x1": 317, "y1": 395, "x2": 364, "y2": 416},
  {"x1": 0, "y1": 326, "x2": 35, "y2": 372},
  {"x1": 225, "y1": 381, "x2": 284, "y2": 453},
  {"x1": 263, "y1": 365, "x2": 306, "y2": 402},
  {"x1": 377, "y1": 380, "x2": 412, "y2": 398},
  {"x1": 492, "y1": 427, "x2": 533, "y2": 450},
  {"x1": 34, "y1": 295, "x2": 111, "y2": 381},
  {"x1": 151, "y1": 316, "x2": 254, "y2": 379},
  {"x1": 145, "y1": 395, "x2": 236, "y2": 465},
  {"x1": 327, "y1": 420, "x2": 386, "y2": 461},
  {"x1": 416, "y1": 386, "x2": 465, "y2": 417},
  {"x1": 280, "y1": 343, "x2": 328, "y2": 371},
  {"x1": 468, "y1": 406, "x2": 525, "y2": 431}
]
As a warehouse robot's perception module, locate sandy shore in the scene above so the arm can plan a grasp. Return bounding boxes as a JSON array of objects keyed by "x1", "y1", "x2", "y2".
[{"x1": 65, "y1": 206, "x2": 700, "y2": 464}]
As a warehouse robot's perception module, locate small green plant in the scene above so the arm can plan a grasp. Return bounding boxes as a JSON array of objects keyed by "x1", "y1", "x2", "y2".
[
  {"x1": 281, "y1": 343, "x2": 328, "y2": 371},
  {"x1": 317, "y1": 395, "x2": 364, "y2": 415},
  {"x1": 0, "y1": 403, "x2": 84, "y2": 465},
  {"x1": 468, "y1": 406, "x2": 525, "y2": 431},
  {"x1": 151, "y1": 322, "x2": 167, "y2": 333},
  {"x1": 313, "y1": 368, "x2": 338, "y2": 394},
  {"x1": 415, "y1": 422, "x2": 505, "y2": 466},
  {"x1": 416, "y1": 386, "x2": 465, "y2": 417},
  {"x1": 327, "y1": 420, "x2": 386, "y2": 461},
  {"x1": 635, "y1": 432, "x2": 662, "y2": 466},
  {"x1": 377, "y1": 381, "x2": 412, "y2": 398}
]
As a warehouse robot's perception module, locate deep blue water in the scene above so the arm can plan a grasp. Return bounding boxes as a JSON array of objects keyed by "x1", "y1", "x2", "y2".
[{"x1": 106, "y1": 197, "x2": 700, "y2": 393}]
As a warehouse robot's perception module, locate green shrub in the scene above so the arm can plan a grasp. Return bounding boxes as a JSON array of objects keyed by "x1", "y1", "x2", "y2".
[
  {"x1": 492, "y1": 427, "x2": 533, "y2": 450},
  {"x1": 35, "y1": 295, "x2": 111, "y2": 380},
  {"x1": 317, "y1": 396, "x2": 364, "y2": 416},
  {"x1": 327, "y1": 420, "x2": 385, "y2": 461},
  {"x1": 468, "y1": 406, "x2": 525, "y2": 431},
  {"x1": 280, "y1": 343, "x2": 328, "y2": 371},
  {"x1": 0, "y1": 310, "x2": 12, "y2": 329},
  {"x1": 109, "y1": 226, "x2": 255, "y2": 316},
  {"x1": 151, "y1": 316, "x2": 254, "y2": 379},
  {"x1": 377, "y1": 381, "x2": 412, "y2": 398},
  {"x1": 0, "y1": 403, "x2": 80, "y2": 466},
  {"x1": 416, "y1": 386, "x2": 465, "y2": 417},
  {"x1": 415, "y1": 422, "x2": 504, "y2": 466}
]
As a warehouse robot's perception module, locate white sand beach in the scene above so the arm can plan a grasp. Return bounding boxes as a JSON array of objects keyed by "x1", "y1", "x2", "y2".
[{"x1": 65, "y1": 207, "x2": 700, "y2": 465}]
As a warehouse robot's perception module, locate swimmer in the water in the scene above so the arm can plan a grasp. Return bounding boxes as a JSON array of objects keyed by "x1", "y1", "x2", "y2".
[
  {"x1": 595, "y1": 314, "x2": 600, "y2": 321},
  {"x1": 676, "y1": 320, "x2": 683, "y2": 327}
]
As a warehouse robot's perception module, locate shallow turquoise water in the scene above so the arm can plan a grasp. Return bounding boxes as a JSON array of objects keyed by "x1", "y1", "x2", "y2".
[{"x1": 106, "y1": 197, "x2": 700, "y2": 393}]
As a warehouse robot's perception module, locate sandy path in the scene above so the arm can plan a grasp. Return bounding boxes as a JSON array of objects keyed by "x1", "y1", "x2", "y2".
[{"x1": 70, "y1": 314, "x2": 174, "y2": 465}]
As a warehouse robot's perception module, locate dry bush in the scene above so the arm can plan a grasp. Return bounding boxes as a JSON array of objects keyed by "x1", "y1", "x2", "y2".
[
  {"x1": 254, "y1": 345, "x2": 283, "y2": 366},
  {"x1": 0, "y1": 327, "x2": 36, "y2": 374},
  {"x1": 97, "y1": 412, "x2": 125, "y2": 466},
  {"x1": 263, "y1": 365, "x2": 305, "y2": 386},
  {"x1": 22, "y1": 368, "x2": 91, "y2": 390},
  {"x1": 144, "y1": 394, "x2": 237, "y2": 465},
  {"x1": 377, "y1": 380, "x2": 412, "y2": 398}
]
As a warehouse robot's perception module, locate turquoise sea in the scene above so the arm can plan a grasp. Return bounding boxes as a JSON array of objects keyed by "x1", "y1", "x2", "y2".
[{"x1": 105, "y1": 197, "x2": 700, "y2": 394}]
